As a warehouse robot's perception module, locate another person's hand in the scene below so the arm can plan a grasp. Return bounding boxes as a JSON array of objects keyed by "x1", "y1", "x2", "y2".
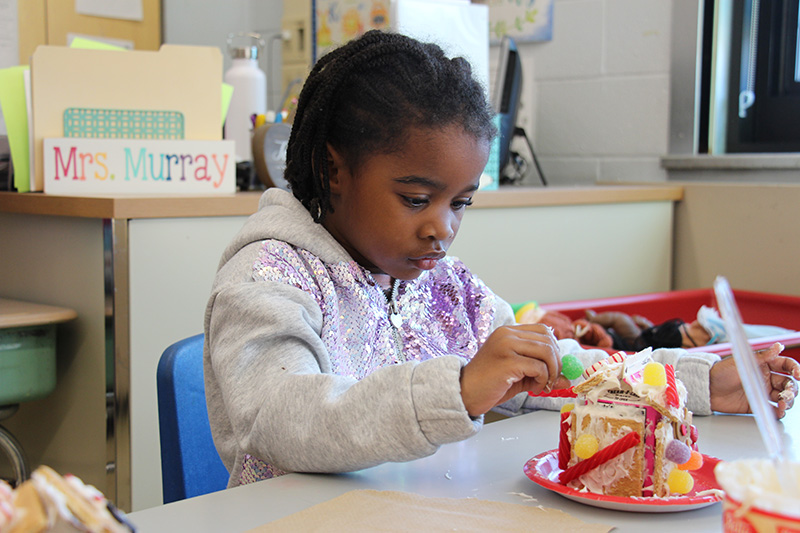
[
  {"x1": 459, "y1": 324, "x2": 570, "y2": 417},
  {"x1": 709, "y1": 342, "x2": 800, "y2": 418}
]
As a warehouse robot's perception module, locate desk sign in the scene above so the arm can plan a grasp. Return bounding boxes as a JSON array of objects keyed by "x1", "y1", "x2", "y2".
[{"x1": 43, "y1": 138, "x2": 236, "y2": 195}]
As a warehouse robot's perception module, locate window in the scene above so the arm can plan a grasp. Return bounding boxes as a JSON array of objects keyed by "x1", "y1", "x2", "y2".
[{"x1": 704, "y1": 0, "x2": 800, "y2": 153}]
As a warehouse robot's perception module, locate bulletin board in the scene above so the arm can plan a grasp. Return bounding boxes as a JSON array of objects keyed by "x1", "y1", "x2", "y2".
[
  {"x1": 17, "y1": 0, "x2": 161, "y2": 64},
  {"x1": 488, "y1": 0, "x2": 553, "y2": 44}
]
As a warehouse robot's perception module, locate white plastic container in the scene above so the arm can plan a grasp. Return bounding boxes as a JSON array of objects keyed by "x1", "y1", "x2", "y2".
[{"x1": 224, "y1": 33, "x2": 267, "y2": 162}]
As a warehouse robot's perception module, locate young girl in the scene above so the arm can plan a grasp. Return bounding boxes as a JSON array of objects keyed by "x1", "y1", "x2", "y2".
[{"x1": 204, "y1": 30, "x2": 799, "y2": 487}]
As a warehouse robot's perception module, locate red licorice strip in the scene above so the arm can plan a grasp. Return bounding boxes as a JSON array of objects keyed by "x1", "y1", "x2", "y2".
[
  {"x1": 527, "y1": 387, "x2": 577, "y2": 398},
  {"x1": 558, "y1": 412, "x2": 571, "y2": 470},
  {"x1": 665, "y1": 364, "x2": 679, "y2": 408},
  {"x1": 559, "y1": 431, "x2": 641, "y2": 485}
]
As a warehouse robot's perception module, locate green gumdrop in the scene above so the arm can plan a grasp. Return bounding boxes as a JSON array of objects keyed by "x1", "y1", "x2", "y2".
[{"x1": 561, "y1": 354, "x2": 584, "y2": 380}]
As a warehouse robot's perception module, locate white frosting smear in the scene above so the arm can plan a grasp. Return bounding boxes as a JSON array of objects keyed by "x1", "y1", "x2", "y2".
[{"x1": 715, "y1": 459, "x2": 800, "y2": 518}]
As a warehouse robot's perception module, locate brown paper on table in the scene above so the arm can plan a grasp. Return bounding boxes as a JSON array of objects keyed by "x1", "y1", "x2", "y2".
[{"x1": 250, "y1": 489, "x2": 614, "y2": 532}]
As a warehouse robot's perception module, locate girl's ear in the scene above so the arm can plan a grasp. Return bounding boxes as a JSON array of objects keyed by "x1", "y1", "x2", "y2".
[{"x1": 326, "y1": 143, "x2": 346, "y2": 193}]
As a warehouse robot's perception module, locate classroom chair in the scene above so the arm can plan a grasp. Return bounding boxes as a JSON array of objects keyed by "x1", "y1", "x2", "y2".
[{"x1": 156, "y1": 333, "x2": 229, "y2": 504}]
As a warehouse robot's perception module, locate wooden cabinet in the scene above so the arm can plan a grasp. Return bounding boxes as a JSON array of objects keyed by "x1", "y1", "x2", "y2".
[{"x1": 17, "y1": 0, "x2": 161, "y2": 63}]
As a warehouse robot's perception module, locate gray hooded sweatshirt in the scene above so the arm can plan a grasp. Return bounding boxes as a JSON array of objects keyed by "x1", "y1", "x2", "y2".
[{"x1": 204, "y1": 189, "x2": 720, "y2": 487}]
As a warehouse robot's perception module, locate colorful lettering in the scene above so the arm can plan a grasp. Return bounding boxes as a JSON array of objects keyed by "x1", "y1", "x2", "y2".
[
  {"x1": 211, "y1": 154, "x2": 229, "y2": 188},
  {"x1": 53, "y1": 146, "x2": 78, "y2": 181},
  {"x1": 125, "y1": 148, "x2": 147, "y2": 181},
  {"x1": 46, "y1": 140, "x2": 234, "y2": 192},
  {"x1": 179, "y1": 154, "x2": 193, "y2": 181},
  {"x1": 195, "y1": 154, "x2": 210, "y2": 181},
  {"x1": 78, "y1": 152, "x2": 93, "y2": 181},
  {"x1": 94, "y1": 152, "x2": 108, "y2": 180},
  {"x1": 148, "y1": 153, "x2": 165, "y2": 180}
]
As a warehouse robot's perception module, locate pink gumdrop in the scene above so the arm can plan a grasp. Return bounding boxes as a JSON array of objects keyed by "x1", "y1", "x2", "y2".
[{"x1": 665, "y1": 439, "x2": 692, "y2": 464}]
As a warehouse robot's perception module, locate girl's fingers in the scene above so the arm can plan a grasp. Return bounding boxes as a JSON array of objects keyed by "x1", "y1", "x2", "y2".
[
  {"x1": 505, "y1": 324, "x2": 561, "y2": 387},
  {"x1": 502, "y1": 357, "x2": 550, "y2": 396}
]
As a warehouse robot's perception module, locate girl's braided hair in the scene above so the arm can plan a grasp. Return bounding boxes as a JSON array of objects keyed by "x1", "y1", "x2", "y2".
[{"x1": 284, "y1": 30, "x2": 497, "y2": 222}]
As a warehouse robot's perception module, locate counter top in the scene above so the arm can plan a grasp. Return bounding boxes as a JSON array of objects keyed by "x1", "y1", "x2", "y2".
[
  {"x1": 0, "y1": 184, "x2": 682, "y2": 219},
  {"x1": 0, "y1": 298, "x2": 77, "y2": 328}
]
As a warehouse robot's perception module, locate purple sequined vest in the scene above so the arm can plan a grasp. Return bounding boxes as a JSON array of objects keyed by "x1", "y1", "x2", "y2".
[{"x1": 238, "y1": 239, "x2": 497, "y2": 484}]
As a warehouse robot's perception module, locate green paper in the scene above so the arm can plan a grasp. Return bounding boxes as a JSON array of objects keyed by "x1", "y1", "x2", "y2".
[
  {"x1": 69, "y1": 37, "x2": 128, "y2": 51},
  {"x1": 0, "y1": 66, "x2": 31, "y2": 192},
  {"x1": 221, "y1": 83, "x2": 233, "y2": 126}
]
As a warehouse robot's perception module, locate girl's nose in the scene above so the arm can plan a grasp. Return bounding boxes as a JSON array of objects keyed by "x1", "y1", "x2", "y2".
[{"x1": 420, "y1": 210, "x2": 456, "y2": 242}]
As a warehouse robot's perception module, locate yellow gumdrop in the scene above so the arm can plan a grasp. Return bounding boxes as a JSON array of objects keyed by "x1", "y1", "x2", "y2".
[
  {"x1": 560, "y1": 403, "x2": 575, "y2": 414},
  {"x1": 574, "y1": 433, "x2": 599, "y2": 459},
  {"x1": 643, "y1": 362, "x2": 667, "y2": 386},
  {"x1": 667, "y1": 468, "x2": 694, "y2": 494}
]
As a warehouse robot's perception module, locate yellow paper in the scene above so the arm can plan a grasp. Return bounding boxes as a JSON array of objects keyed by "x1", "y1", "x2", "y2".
[
  {"x1": 69, "y1": 38, "x2": 231, "y2": 126},
  {"x1": 0, "y1": 66, "x2": 31, "y2": 192}
]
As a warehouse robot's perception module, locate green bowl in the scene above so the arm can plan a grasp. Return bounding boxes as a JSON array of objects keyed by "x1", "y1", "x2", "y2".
[{"x1": 0, "y1": 325, "x2": 57, "y2": 405}]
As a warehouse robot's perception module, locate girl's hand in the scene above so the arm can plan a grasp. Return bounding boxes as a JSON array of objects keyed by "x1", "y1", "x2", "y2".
[
  {"x1": 709, "y1": 342, "x2": 800, "y2": 418},
  {"x1": 459, "y1": 324, "x2": 570, "y2": 417}
]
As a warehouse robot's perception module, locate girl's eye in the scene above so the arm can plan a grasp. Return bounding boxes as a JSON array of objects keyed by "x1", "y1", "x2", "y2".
[
  {"x1": 401, "y1": 196, "x2": 429, "y2": 208},
  {"x1": 452, "y1": 198, "x2": 474, "y2": 210}
]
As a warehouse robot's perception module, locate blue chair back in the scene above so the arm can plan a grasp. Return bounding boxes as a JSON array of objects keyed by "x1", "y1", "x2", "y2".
[{"x1": 156, "y1": 333, "x2": 229, "y2": 503}]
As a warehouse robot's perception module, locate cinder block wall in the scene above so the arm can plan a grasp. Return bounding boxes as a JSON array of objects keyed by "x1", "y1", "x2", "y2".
[{"x1": 498, "y1": 0, "x2": 672, "y2": 185}]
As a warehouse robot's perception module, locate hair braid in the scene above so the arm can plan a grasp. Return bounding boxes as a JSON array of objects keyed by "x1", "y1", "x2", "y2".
[{"x1": 284, "y1": 30, "x2": 496, "y2": 222}]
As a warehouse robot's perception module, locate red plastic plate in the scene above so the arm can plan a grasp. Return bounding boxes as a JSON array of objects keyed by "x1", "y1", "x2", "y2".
[{"x1": 523, "y1": 449, "x2": 724, "y2": 513}]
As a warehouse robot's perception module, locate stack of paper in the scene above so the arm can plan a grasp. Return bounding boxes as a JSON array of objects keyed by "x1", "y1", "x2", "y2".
[{"x1": 0, "y1": 40, "x2": 236, "y2": 195}]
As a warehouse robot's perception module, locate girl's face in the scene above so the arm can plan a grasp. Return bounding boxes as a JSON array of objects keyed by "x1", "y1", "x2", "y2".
[{"x1": 323, "y1": 124, "x2": 490, "y2": 285}]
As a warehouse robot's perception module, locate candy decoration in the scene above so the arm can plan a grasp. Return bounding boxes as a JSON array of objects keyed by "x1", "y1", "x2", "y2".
[
  {"x1": 560, "y1": 403, "x2": 575, "y2": 414},
  {"x1": 689, "y1": 425, "x2": 699, "y2": 444},
  {"x1": 643, "y1": 362, "x2": 667, "y2": 386},
  {"x1": 664, "y1": 364, "x2": 679, "y2": 408},
  {"x1": 667, "y1": 468, "x2": 694, "y2": 494},
  {"x1": 561, "y1": 354, "x2": 584, "y2": 380},
  {"x1": 527, "y1": 387, "x2": 577, "y2": 398},
  {"x1": 559, "y1": 431, "x2": 641, "y2": 485},
  {"x1": 514, "y1": 301, "x2": 540, "y2": 323},
  {"x1": 678, "y1": 450, "x2": 704, "y2": 471},
  {"x1": 664, "y1": 440, "x2": 691, "y2": 465},
  {"x1": 574, "y1": 434, "x2": 599, "y2": 459},
  {"x1": 581, "y1": 352, "x2": 626, "y2": 379},
  {"x1": 558, "y1": 412, "x2": 571, "y2": 470}
]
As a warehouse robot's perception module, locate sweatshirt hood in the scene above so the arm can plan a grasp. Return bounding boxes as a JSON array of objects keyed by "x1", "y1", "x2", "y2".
[{"x1": 217, "y1": 188, "x2": 353, "y2": 269}]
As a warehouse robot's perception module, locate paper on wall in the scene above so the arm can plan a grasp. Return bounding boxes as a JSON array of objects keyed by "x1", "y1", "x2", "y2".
[{"x1": 75, "y1": 0, "x2": 143, "y2": 22}]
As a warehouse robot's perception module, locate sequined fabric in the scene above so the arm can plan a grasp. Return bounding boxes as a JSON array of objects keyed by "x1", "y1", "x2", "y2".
[
  {"x1": 238, "y1": 239, "x2": 497, "y2": 485},
  {"x1": 239, "y1": 454, "x2": 288, "y2": 484}
]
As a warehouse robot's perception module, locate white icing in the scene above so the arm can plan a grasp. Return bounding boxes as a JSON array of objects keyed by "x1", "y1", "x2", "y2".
[
  {"x1": 572, "y1": 447, "x2": 638, "y2": 494},
  {"x1": 583, "y1": 349, "x2": 689, "y2": 413},
  {"x1": 715, "y1": 459, "x2": 800, "y2": 518},
  {"x1": 654, "y1": 422, "x2": 675, "y2": 495},
  {"x1": 569, "y1": 405, "x2": 644, "y2": 492},
  {"x1": 29, "y1": 470, "x2": 131, "y2": 533}
]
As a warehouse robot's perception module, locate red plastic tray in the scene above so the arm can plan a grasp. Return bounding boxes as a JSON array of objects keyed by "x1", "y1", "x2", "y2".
[{"x1": 539, "y1": 288, "x2": 800, "y2": 361}]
